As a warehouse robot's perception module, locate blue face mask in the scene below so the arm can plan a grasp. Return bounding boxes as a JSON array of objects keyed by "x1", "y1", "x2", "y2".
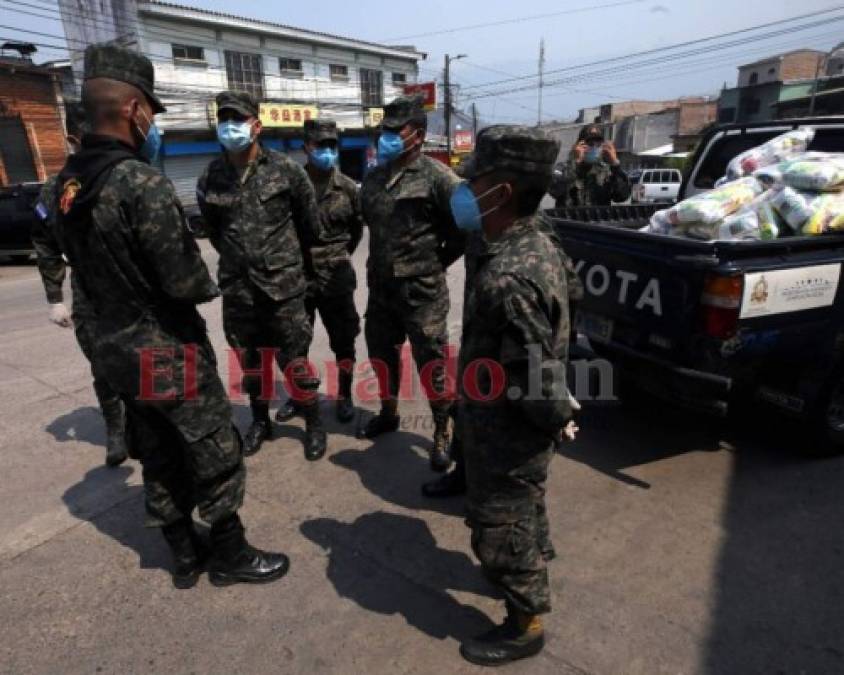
[
  {"x1": 310, "y1": 147, "x2": 338, "y2": 172},
  {"x1": 378, "y1": 130, "x2": 411, "y2": 165},
  {"x1": 217, "y1": 120, "x2": 255, "y2": 153},
  {"x1": 135, "y1": 108, "x2": 161, "y2": 162},
  {"x1": 449, "y1": 182, "x2": 504, "y2": 231}
]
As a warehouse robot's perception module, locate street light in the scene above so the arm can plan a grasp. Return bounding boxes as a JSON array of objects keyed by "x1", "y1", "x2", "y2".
[{"x1": 444, "y1": 53, "x2": 467, "y2": 163}]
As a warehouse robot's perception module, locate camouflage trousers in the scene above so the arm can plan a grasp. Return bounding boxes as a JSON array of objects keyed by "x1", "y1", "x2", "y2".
[
  {"x1": 71, "y1": 298, "x2": 120, "y2": 415},
  {"x1": 364, "y1": 273, "x2": 451, "y2": 410},
  {"x1": 124, "y1": 374, "x2": 245, "y2": 528},
  {"x1": 305, "y1": 288, "x2": 360, "y2": 364},
  {"x1": 465, "y1": 445, "x2": 555, "y2": 616},
  {"x1": 223, "y1": 279, "x2": 315, "y2": 409}
]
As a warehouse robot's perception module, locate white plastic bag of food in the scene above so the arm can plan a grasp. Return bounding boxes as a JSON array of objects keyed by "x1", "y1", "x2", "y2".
[
  {"x1": 726, "y1": 128, "x2": 815, "y2": 180},
  {"x1": 802, "y1": 193, "x2": 844, "y2": 235},
  {"x1": 769, "y1": 186, "x2": 815, "y2": 231},
  {"x1": 686, "y1": 190, "x2": 780, "y2": 241},
  {"x1": 782, "y1": 157, "x2": 844, "y2": 192},
  {"x1": 646, "y1": 209, "x2": 673, "y2": 234},
  {"x1": 665, "y1": 177, "x2": 762, "y2": 226}
]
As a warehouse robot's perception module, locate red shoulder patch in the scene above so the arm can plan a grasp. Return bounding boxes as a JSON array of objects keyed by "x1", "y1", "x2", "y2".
[{"x1": 59, "y1": 178, "x2": 81, "y2": 215}]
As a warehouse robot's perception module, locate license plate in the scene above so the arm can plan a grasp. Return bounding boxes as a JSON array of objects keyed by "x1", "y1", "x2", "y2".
[{"x1": 575, "y1": 311, "x2": 614, "y2": 344}]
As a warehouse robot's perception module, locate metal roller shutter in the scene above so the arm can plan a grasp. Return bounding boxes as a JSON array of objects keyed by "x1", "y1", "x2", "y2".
[{"x1": 163, "y1": 153, "x2": 217, "y2": 210}]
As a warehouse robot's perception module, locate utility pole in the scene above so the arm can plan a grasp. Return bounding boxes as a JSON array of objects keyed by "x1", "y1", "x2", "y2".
[
  {"x1": 808, "y1": 52, "x2": 824, "y2": 116},
  {"x1": 471, "y1": 102, "x2": 478, "y2": 137},
  {"x1": 444, "y1": 53, "x2": 466, "y2": 163},
  {"x1": 537, "y1": 38, "x2": 545, "y2": 127}
]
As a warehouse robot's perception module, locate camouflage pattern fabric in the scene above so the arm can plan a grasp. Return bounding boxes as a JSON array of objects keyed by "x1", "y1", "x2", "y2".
[
  {"x1": 458, "y1": 216, "x2": 574, "y2": 615},
  {"x1": 549, "y1": 158, "x2": 631, "y2": 207},
  {"x1": 221, "y1": 278, "x2": 314, "y2": 403},
  {"x1": 55, "y1": 139, "x2": 243, "y2": 527},
  {"x1": 364, "y1": 273, "x2": 450, "y2": 403},
  {"x1": 361, "y1": 153, "x2": 462, "y2": 406},
  {"x1": 304, "y1": 167, "x2": 362, "y2": 363},
  {"x1": 198, "y1": 146, "x2": 320, "y2": 406},
  {"x1": 197, "y1": 146, "x2": 319, "y2": 303},
  {"x1": 32, "y1": 176, "x2": 120, "y2": 413}
]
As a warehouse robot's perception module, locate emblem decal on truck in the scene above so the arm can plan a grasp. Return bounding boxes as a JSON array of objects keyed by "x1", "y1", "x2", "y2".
[
  {"x1": 573, "y1": 261, "x2": 663, "y2": 316},
  {"x1": 740, "y1": 264, "x2": 841, "y2": 318}
]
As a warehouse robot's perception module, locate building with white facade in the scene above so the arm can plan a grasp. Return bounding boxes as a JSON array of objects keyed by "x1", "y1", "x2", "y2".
[{"x1": 59, "y1": 0, "x2": 425, "y2": 203}]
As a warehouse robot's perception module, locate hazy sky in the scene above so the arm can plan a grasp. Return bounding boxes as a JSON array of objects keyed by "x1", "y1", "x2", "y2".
[{"x1": 3, "y1": 0, "x2": 843, "y2": 123}]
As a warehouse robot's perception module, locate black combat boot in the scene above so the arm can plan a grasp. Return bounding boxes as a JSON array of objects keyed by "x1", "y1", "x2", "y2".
[
  {"x1": 243, "y1": 403, "x2": 272, "y2": 457},
  {"x1": 421, "y1": 460, "x2": 466, "y2": 498},
  {"x1": 335, "y1": 368, "x2": 355, "y2": 424},
  {"x1": 101, "y1": 398, "x2": 128, "y2": 467},
  {"x1": 161, "y1": 519, "x2": 209, "y2": 590},
  {"x1": 460, "y1": 605, "x2": 545, "y2": 666},
  {"x1": 274, "y1": 399, "x2": 303, "y2": 423},
  {"x1": 429, "y1": 409, "x2": 452, "y2": 473},
  {"x1": 358, "y1": 399, "x2": 400, "y2": 439},
  {"x1": 303, "y1": 402, "x2": 327, "y2": 461},
  {"x1": 208, "y1": 514, "x2": 289, "y2": 586}
]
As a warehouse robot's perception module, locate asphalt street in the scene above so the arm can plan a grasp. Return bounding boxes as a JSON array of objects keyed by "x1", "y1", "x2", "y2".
[{"x1": 0, "y1": 236, "x2": 842, "y2": 674}]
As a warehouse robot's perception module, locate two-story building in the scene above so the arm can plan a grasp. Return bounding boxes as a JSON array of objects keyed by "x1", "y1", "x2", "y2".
[
  {"x1": 59, "y1": 0, "x2": 425, "y2": 205},
  {"x1": 717, "y1": 49, "x2": 829, "y2": 124}
]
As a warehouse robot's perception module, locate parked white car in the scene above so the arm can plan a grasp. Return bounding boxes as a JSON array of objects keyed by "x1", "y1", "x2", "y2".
[{"x1": 631, "y1": 168, "x2": 682, "y2": 203}]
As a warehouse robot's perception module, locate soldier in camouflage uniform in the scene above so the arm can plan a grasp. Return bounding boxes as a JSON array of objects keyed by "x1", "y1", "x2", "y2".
[
  {"x1": 54, "y1": 44, "x2": 289, "y2": 589},
  {"x1": 197, "y1": 91, "x2": 326, "y2": 461},
  {"x1": 549, "y1": 123, "x2": 631, "y2": 207},
  {"x1": 275, "y1": 119, "x2": 362, "y2": 425},
  {"x1": 31, "y1": 102, "x2": 128, "y2": 468},
  {"x1": 449, "y1": 126, "x2": 577, "y2": 666},
  {"x1": 359, "y1": 94, "x2": 464, "y2": 472}
]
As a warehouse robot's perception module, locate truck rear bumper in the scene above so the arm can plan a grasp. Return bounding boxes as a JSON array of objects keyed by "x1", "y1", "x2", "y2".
[{"x1": 579, "y1": 339, "x2": 733, "y2": 416}]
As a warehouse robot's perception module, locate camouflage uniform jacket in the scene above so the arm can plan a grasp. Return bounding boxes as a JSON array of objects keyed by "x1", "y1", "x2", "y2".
[
  {"x1": 549, "y1": 158, "x2": 631, "y2": 207},
  {"x1": 197, "y1": 146, "x2": 319, "y2": 302},
  {"x1": 360, "y1": 153, "x2": 463, "y2": 284},
  {"x1": 56, "y1": 154, "x2": 224, "y2": 441},
  {"x1": 459, "y1": 216, "x2": 573, "y2": 523},
  {"x1": 32, "y1": 176, "x2": 68, "y2": 304},
  {"x1": 32, "y1": 176, "x2": 95, "y2": 317},
  {"x1": 308, "y1": 166, "x2": 363, "y2": 297}
]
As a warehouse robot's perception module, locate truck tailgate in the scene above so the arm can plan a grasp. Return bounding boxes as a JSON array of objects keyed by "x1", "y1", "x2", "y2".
[{"x1": 555, "y1": 220, "x2": 707, "y2": 356}]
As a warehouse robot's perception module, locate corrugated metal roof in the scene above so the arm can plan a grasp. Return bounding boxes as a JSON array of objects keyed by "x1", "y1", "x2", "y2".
[{"x1": 143, "y1": 1, "x2": 426, "y2": 60}]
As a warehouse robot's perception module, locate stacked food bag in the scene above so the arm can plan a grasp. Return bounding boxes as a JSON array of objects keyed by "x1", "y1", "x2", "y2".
[{"x1": 643, "y1": 127, "x2": 844, "y2": 240}]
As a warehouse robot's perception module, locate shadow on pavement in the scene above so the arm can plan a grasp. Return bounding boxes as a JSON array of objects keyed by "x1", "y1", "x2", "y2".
[
  {"x1": 330, "y1": 431, "x2": 465, "y2": 517},
  {"x1": 45, "y1": 406, "x2": 106, "y2": 448},
  {"x1": 61, "y1": 464, "x2": 169, "y2": 573},
  {"x1": 557, "y1": 398, "x2": 725, "y2": 489},
  {"x1": 300, "y1": 511, "x2": 496, "y2": 641},
  {"x1": 702, "y1": 419, "x2": 844, "y2": 673}
]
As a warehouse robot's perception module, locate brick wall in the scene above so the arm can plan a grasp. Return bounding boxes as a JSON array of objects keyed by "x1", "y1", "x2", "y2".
[
  {"x1": 677, "y1": 100, "x2": 717, "y2": 135},
  {"x1": 780, "y1": 51, "x2": 826, "y2": 81},
  {"x1": 0, "y1": 65, "x2": 67, "y2": 185}
]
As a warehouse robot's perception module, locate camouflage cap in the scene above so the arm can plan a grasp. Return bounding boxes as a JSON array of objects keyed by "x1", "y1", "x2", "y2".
[
  {"x1": 382, "y1": 93, "x2": 426, "y2": 130},
  {"x1": 303, "y1": 119, "x2": 338, "y2": 142},
  {"x1": 83, "y1": 43, "x2": 166, "y2": 114},
  {"x1": 461, "y1": 125, "x2": 561, "y2": 180},
  {"x1": 215, "y1": 91, "x2": 260, "y2": 119}
]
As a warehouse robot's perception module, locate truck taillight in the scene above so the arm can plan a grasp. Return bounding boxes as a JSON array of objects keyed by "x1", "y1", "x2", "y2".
[{"x1": 700, "y1": 274, "x2": 743, "y2": 340}]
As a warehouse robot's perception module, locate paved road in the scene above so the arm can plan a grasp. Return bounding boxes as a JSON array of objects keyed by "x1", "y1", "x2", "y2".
[{"x1": 0, "y1": 240, "x2": 842, "y2": 675}]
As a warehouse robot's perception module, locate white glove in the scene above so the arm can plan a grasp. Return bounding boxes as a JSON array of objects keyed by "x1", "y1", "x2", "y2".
[
  {"x1": 49, "y1": 303, "x2": 72, "y2": 328},
  {"x1": 562, "y1": 420, "x2": 580, "y2": 442}
]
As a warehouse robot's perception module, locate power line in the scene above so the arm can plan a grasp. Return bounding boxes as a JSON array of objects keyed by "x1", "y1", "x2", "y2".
[
  {"x1": 462, "y1": 13, "x2": 844, "y2": 101},
  {"x1": 459, "y1": 6, "x2": 844, "y2": 94}
]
